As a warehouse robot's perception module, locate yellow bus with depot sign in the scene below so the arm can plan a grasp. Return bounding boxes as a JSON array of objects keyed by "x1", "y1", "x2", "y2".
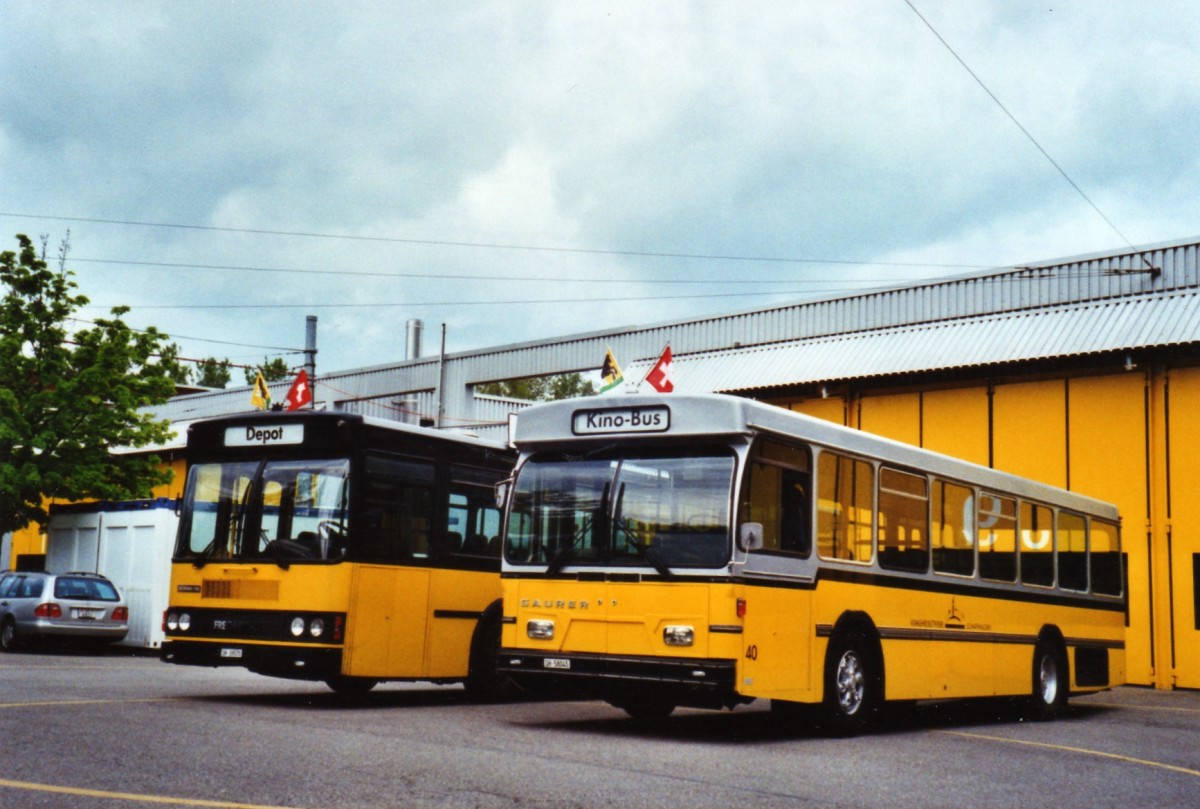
[
  {"x1": 161, "y1": 410, "x2": 515, "y2": 697},
  {"x1": 497, "y1": 394, "x2": 1125, "y2": 732}
]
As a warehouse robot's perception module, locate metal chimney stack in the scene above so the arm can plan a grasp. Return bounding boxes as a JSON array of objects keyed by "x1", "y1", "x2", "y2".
[{"x1": 405, "y1": 319, "x2": 423, "y2": 360}]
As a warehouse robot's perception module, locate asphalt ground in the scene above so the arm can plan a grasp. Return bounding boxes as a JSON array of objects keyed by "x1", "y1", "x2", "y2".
[{"x1": 1, "y1": 647, "x2": 1198, "y2": 808}]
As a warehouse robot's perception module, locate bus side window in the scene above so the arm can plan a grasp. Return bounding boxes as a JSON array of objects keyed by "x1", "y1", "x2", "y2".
[
  {"x1": 449, "y1": 466, "x2": 505, "y2": 559},
  {"x1": 932, "y1": 479, "x2": 974, "y2": 576},
  {"x1": 362, "y1": 455, "x2": 436, "y2": 562},
  {"x1": 1090, "y1": 518, "x2": 1122, "y2": 596},
  {"x1": 1020, "y1": 501, "x2": 1055, "y2": 586},
  {"x1": 1058, "y1": 510, "x2": 1088, "y2": 591},
  {"x1": 978, "y1": 493, "x2": 1017, "y2": 582},
  {"x1": 817, "y1": 452, "x2": 873, "y2": 563},
  {"x1": 448, "y1": 488, "x2": 504, "y2": 559},
  {"x1": 740, "y1": 440, "x2": 811, "y2": 556},
  {"x1": 878, "y1": 467, "x2": 929, "y2": 573}
]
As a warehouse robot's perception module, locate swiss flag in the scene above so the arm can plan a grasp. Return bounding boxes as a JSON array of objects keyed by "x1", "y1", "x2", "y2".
[
  {"x1": 285, "y1": 369, "x2": 313, "y2": 411},
  {"x1": 646, "y1": 346, "x2": 674, "y2": 393}
]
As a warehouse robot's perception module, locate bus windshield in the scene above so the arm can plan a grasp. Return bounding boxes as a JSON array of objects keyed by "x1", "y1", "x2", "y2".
[
  {"x1": 178, "y1": 458, "x2": 351, "y2": 563},
  {"x1": 505, "y1": 450, "x2": 734, "y2": 570}
]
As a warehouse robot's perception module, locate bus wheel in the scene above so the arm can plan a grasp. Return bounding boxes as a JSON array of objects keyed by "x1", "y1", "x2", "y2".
[
  {"x1": 1026, "y1": 639, "x2": 1068, "y2": 721},
  {"x1": 464, "y1": 614, "x2": 518, "y2": 703},
  {"x1": 823, "y1": 629, "x2": 876, "y2": 736},
  {"x1": 616, "y1": 695, "x2": 675, "y2": 725},
  {"x1": 325, "y1": 676, "x2": 378, "y2": 696}
]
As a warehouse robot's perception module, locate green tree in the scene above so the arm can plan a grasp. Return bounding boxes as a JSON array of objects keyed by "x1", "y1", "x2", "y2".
[
  {"x1": 0, "y1": 234, "x2": 180, "y2": 538},
  {"x1": 244, "y1": 356, "x2": 290, "y2": 386},
  {"x1": 477, "y1": 372, "x2": 596, "y2": 401},
  {"x1": 195, "y1": 357, "x2": 232, "y2": 389},
  {"x1": 158, "y1": 343, "x2": 193, "y2": 385}
]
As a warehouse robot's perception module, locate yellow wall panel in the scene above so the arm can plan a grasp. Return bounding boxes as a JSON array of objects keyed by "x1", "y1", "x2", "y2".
[
  {"x1": 789, "y1": 397, "x2": 847, "y2": 426},
  {"x1": 921, "y1": 387, "x2": 989, "y2": 466},
  {"x1": 858, "y1": 393, "x2": 921, "y2": 447},
  {"x1": 993, "y1": 380, "x2": 1067, "y2": 488},
  {"x1": 1068, "y1": 373, "x2": 1146, "y2": 511},
  {"x1": 1166, "y1": 367, "x2": 1200, "y2": 688},
  {"x1": 1068, "y1": 372, "x2": 1150, "y2": 684}
]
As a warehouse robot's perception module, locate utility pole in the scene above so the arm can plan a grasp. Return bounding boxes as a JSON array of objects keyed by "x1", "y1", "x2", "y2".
[
  {"x1": 305, "y1": 315, "x2": 317, "y2": 409},
  {"x1": 435, "y1": 323, "x2": 447, "y2": 428}
]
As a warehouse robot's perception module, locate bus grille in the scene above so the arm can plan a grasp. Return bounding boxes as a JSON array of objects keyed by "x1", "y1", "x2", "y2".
[{"x1": 202, "y1": 580, "x2": 281, "y2": 601}]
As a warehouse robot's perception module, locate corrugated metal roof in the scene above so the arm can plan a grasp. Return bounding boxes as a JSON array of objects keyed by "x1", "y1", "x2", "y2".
[
  {"x1": 148, "y1": 235, "x2": 1200, "y2": 427},
  {"x1": 620, "y1": 290, "x2": 1200, "y2": 393}
]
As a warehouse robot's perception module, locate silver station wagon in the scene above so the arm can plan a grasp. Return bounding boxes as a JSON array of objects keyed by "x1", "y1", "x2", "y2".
[{"x1": 0, "y1": 571, "x2": 129, "y2": 652}]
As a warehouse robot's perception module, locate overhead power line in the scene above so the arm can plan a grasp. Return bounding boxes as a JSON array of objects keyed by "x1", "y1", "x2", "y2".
[
  {"x1": 69, "y1": 256, "x2": 989, "y2": 281},
  {"x1": 91, "y1": 288, "x2": 827, "y2": 311},
  {"x1": 903, "y1": 0, "x2": 1140, "y2": 254},
  {"x1": 1, "y1": 211, "x2": 987, "y2": 269},
  {"x1": 65, "y1": 317, "x2": 303, "y2": 354}
]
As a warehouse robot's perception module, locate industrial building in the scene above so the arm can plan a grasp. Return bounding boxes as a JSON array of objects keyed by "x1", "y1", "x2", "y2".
[{"x1": 8, "y1": 235, "x2": 1199, "y2": 689}]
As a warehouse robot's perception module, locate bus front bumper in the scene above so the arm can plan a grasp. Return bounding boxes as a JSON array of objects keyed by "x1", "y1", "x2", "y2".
[
  {"x1": 497, "y1": 648, "x2": 740, "y2": 708},
  {"x1": 161, "y1": 639, "x2": 343, "y2": 681}
]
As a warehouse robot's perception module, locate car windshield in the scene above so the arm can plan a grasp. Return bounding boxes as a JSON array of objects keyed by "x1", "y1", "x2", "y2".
[
  {"x1": 178, "y1": 458, "x2": 350, "y2": 563},
  {"x1": 54, "y1": 577, "x2": 119, "y2": 601},
  {"x1": 505, "y1": 449, "x2": 734, "y2": 570}
]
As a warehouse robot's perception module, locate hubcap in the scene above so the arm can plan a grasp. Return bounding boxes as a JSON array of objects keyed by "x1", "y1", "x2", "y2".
[
  {"x1": 1039, "y1": 653, "x2": 1059, "y2": 705},
  {"x1": 836, "y1": 650, "x2": 865, "y2": 715}
]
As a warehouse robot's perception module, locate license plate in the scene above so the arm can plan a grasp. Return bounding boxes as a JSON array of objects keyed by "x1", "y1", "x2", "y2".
[
  {"x1": 73, "y1": 609, "x2": 100, "y2": 620},
  {"x1": 543, "y1": 658, "x2": 571, "y2": 670},
  {"x1": 220, "y1": 648, "x2": 243, "y2": 659}
]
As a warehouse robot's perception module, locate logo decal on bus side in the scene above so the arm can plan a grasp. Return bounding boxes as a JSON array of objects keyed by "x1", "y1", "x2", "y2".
[{"x1": 572, "y1": 405, "x2": 670, "y2": 436}]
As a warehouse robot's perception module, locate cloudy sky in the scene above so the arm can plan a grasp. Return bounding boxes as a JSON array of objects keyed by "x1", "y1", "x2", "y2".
[{"x1": 2, "y1": 1, "x2": 1198, "y2": 381}]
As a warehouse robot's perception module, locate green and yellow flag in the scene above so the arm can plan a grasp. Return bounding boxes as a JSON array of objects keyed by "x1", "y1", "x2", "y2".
[
  {"x1": 251, "y1": 372, "x2": 271, "y2": 411},
  {"x1": 600, "y1": 348, "x2": 624, "y2": 393}
]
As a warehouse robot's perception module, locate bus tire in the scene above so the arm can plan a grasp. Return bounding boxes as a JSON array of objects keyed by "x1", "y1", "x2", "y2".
[
  {"x1": 1026, "y1": 638, "x2": 1068, "y2": 721},
  {"x1": 822, "y1": 627, "x2": 877, "y2": 736},
  {"x1": 325, "y1": 676, "x2": 378, "y2": 696},
  {"x1": 619, "y1": 695, "x2": 675, "y2": 726},
  {"x1": 464, "y1": 610, "x2": 518, "y2": 703},
  {"x1": 770, "y1": 698, "x2": 818, "y2": 733}
]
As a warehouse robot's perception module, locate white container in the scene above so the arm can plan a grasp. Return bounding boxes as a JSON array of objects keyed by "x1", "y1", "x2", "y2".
[{"x1": 47, "y1": 499, "x2": 178, "y2": 649}]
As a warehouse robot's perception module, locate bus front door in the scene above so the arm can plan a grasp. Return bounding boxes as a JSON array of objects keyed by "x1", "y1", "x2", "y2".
[
  {"x1": 740, "y1": 550, "x2": 817, "y2": 702},
  {"x1": 343, "y1": 565, "x2": 431, "y2": 678}
]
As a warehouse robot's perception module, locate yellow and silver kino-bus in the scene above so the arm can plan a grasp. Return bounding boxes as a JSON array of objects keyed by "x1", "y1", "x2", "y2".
[
  {"x1": 161, "y1": 410, "x2": 514, "y2": 697},
  {"x1": 497, "y1": 394, "x2": 1124, "y2": 732}
]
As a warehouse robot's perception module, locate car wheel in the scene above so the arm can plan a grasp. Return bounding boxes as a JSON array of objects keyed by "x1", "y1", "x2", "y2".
[{"x1": 0, "y1": 619, "x2": 19, "y2": 653}]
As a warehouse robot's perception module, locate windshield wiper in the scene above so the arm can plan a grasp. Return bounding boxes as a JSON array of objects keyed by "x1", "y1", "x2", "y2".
[
  {"x1": 546, "y1": 482, "x2": 609, "y2": 575},
  {"x1": 545, "y1": 516, "x2": 595, "y2": 575},
  {"x1": 612, "y1": 482, "x2": 673, "y2": 577}
]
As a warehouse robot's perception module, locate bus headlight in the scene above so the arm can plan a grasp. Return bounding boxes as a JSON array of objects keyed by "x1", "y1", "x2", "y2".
[
  {"x1": 166, "y1": 611, "x2": 178, "y2": 631},
  {"x1": 290, "y1": 617, "x2": 306, "y2": 637},
  {"x1": 178, "y1": 612, "x2": 191, "y2": 632},
  {"x1": 663, "y1": 625, "x2": 694, "y2": 647},
  {"x1": 309, "y1": 618, "x2": 325, "y2": 638},
  {"x1": 527, "y1": 619, "x2": 555, "y2": 640}
]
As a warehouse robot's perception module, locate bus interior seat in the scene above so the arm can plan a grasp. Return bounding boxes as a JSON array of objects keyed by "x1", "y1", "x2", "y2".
[
  {"x1": 460, "y1": 533, "x2": 488, "y2": 555},
  {"x1": 431, "y1": 532, "x2": 462, "y2": 556}
]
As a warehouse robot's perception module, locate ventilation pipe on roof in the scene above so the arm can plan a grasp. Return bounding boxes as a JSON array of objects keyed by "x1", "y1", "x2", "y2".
[{"x1": 406, "y1": 319, "x2": 423, "y2": 360}]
